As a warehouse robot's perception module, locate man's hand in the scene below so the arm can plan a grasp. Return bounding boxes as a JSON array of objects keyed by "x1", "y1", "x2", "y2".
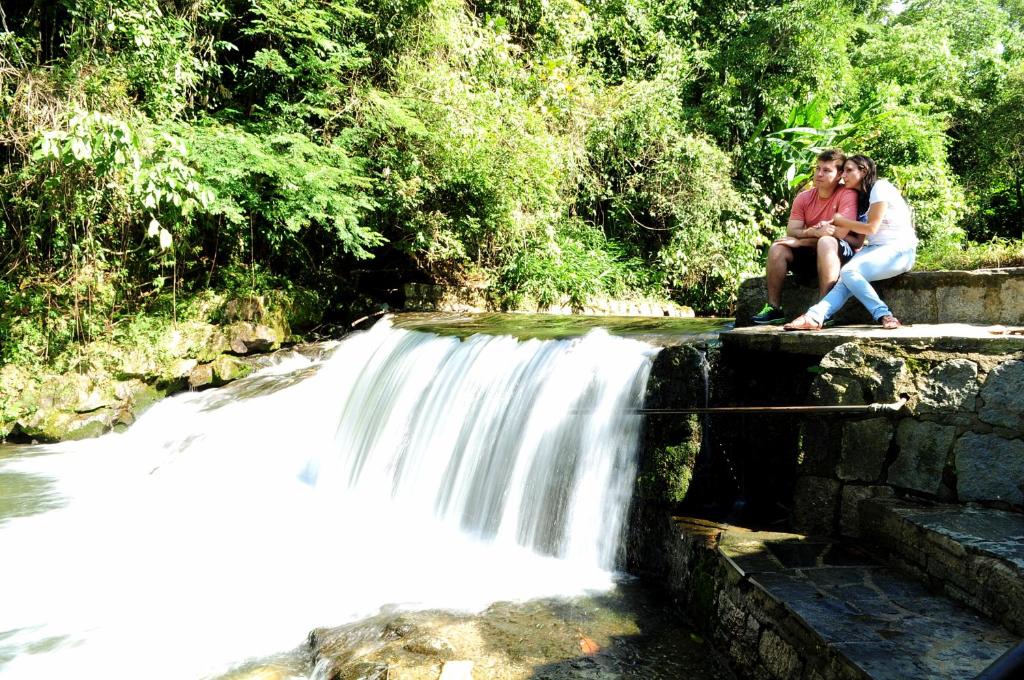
[{"x1": 810, "y1": 221, "x2": 836, "y2": 237}]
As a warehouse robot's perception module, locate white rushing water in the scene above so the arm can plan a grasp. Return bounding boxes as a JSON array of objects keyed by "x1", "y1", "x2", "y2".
[{"x1": 0, "y1": 320, "x2": 659, "y2": 679}]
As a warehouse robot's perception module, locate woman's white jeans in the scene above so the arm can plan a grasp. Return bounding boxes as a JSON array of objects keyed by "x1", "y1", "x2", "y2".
[{"x1": 806, "y1": 243, "x2": 916, "y2": 323}]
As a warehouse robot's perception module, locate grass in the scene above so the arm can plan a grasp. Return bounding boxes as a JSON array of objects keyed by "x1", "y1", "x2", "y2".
[{"x1": 915, "y1": 237, "x2": 1024, "y2": 271}]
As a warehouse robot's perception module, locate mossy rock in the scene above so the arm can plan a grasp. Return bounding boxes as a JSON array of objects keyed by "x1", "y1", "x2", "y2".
[
  {"x1": 211, "y1": 355, "x2": 252, "y2": 384},
  {"x1": 221, "y1": 289, "x2": 323, "y2": 335},
  {"x1": 636, "y1": 422, "x2": 702, "y2": 504}
]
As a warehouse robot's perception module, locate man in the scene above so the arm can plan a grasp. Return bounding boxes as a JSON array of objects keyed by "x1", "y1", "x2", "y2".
[{"x1": 752, "y1": 149, "x2": 863, "y2": 325}]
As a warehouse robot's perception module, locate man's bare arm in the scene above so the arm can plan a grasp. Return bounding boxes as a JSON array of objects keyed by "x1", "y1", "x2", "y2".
[{"x1": 786, "y1": 219, "x2": 817, "y2": 238}]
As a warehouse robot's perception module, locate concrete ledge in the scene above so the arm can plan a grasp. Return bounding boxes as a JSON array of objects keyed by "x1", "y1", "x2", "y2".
[
  {"x1": 720, "y1": 323, "x2": 1024, "y2": 357},
  {"x1": 736, "y1": 268, "x2": 1024, "y2": 327},
  {"x1": 860, "y1": 498, "x2": 1024, "y2": 636},
  {"x1": 656, "y1": 517, "x2": 1017, "y2": 680}
]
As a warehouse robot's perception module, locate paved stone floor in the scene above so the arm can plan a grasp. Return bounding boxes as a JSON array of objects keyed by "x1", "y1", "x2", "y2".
[
  {"x1": 718, "y1": 529, "x2": 1018, "y2": 680},
  {"x1": 880, "y1": 501, "x2": 1024, "y2": 572}
]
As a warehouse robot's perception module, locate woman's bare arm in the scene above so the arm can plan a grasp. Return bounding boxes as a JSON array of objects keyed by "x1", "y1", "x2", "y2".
[{"x1": 832, "y1": 202, "x2": 887, "y2": 235}]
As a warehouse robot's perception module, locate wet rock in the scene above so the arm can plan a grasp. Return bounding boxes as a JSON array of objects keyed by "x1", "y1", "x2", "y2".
[
  {"x1": 889, "y1": 420, "x2": 957, "y2": 495},
  {"x1": 211, "y1": 354, "x2": 252, "y2": 384},
  {"x1": 955, "y1": 432, "x2": 1024, "y2": 504},
  {"x1": 229, "y1": 322, "x2": 282, "y2": 354},
  {"x1": 916, "y1": 359, "x2": 979, "y2": 413},
  {"x1": 837, "y1": 418, "x2": 892, "y2": 482},
  {"x1": 189, "y1": 362, "x2": 215, "y2": 389},
  {"x1": 979, "y1": 360, "x2": 1024, "y2": 430}
]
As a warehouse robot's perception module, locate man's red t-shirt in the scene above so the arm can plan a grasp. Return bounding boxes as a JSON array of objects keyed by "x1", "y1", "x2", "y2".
[{"x1": 789, "y1": 187, "x2": 858, "y2": 227}]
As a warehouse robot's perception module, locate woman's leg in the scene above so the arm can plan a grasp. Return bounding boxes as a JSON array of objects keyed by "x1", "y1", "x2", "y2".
[
  {"x1": 804, "y1": 245, "x2": 914, "y2": 323},
  {"x1": 805, "y1": 277, "x2": 853, "y2": 324},
  {"x1": 830, "y1": 245, "x2": 915, "y2": 320}
]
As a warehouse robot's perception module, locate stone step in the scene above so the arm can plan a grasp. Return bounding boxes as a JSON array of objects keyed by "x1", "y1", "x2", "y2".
[
  {"x1": 660, "y1": 517, "x2": 1018, "y2": 680},
  {"x1": 859, "y1": 497, "x2": 1024, "y2": 637}
]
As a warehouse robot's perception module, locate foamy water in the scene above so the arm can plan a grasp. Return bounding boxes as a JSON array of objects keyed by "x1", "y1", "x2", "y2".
[{"x1": 0, "y1": 320, "x2": 658, "y2": 679}]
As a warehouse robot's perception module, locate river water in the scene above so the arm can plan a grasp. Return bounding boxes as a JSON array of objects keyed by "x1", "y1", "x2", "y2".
[{"x1": 0, "y1": 317, "x2": 726, "y2": 679}]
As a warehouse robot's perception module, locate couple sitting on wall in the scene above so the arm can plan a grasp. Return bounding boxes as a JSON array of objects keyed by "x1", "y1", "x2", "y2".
[{"x1": 752, "y1": 149, "x2": 917, "y2": 330}]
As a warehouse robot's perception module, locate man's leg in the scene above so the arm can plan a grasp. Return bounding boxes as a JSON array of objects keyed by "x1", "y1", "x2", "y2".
[
  {"x1": 765, "y1": 242, "x2": 796, "y2": 308},
  {"x1": 815, "y1": 236, "x2": 842, "y2": 298}
]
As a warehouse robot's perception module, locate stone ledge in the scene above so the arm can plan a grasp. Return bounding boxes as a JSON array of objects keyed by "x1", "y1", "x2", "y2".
[
  {"x1": 721, "y1": 323, "x2": 1024, "y2": 357},
  {"x1": 736, "y1": 267, "x2": 1024, "y2": 327},
  {"x1": 859, "y1": 498, "x2": 1024, "y2": 636},
  {"x1": 657, "y1": 517, "x2": 1017, "y2": 680}
]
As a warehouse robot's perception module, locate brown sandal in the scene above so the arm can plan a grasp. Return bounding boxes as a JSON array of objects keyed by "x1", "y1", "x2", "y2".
[
  {"x1": 783, "y1": 315, "x2": 823, "y2": 331},
  {"x1": 880, "y1": 315, "x2": 901, "y2": 330}
]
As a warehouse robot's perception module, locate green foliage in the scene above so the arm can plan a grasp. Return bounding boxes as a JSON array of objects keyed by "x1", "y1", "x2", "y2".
[
  {"x1": 916, "y1": 237, "x2": 1024, "y2": 270},
  {"x1": 183, "y1": 121, "x2": 380, "y2": 259},
  {"x1": 958, "y1": 62, "x2": 1024, "y2": 239},
  {"x1": 583, "y1": 80, "x2": 764, "y2": 311},
  {"x1": 2, "y1": 0, "x2": 1024, "y2": 370},
  {"x1": 61, "y1": 0, "x2": 208, "y2": 116},
  {"x1": 498, "y1": 220, "x2": 656, "y2": 309},
  {"x1": 762, "y1": 93, "x2": 883, "y2": 206},
  {"x1": 236, "y1": 0, "x2": 370, "y2": 128}
]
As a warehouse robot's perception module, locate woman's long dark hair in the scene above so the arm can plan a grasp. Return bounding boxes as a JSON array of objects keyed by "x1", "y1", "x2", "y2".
[{"x1": 847, "y1": 154, "x2": 877, "y2": 216}]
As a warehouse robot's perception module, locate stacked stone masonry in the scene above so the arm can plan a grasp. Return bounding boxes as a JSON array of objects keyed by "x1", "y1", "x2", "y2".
[{"x1": 793, "y1": 341, "x2": 1024, "y2": 537}]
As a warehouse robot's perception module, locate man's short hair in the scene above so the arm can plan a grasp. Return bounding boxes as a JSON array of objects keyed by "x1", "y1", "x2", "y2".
[{"x1": 816, "y1": 149, "x2": 846, "y2": 171}]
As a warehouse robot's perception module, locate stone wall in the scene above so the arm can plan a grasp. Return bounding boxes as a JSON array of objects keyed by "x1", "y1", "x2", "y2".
[
  {"x1": 735, "y1": 267, "x2": 1024, "y2": 326},
  {"x1": 792, "y1": 341, "x2": 1024, "y2": 536}
]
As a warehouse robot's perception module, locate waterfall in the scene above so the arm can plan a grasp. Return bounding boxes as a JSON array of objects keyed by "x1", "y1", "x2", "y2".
[{"x1": 0, "y1": 319, "x2": 659, "y2": 679}]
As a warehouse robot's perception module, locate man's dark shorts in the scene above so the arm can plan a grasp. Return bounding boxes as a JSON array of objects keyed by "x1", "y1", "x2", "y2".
[{"x1": 790, "y1": 239, "x2": 856, "y2": 284}]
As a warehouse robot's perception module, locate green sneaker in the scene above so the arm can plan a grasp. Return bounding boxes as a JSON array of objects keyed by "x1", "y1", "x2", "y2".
[{"x1": 752, "y1": 303, "x2": 785, "y2": 325}]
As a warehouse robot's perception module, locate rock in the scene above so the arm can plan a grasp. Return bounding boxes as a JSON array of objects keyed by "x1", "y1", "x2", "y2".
[
  {"x1": 758, "y1": 628, "x2": 802, "y2": 679},
  {"x1": 889, "y1": 420, "x2": 957, "y2": 495},
  {"x1": 19, "y1": 407, "x2": 113, "y2": 442},
  {"x1": 169, "y1": 358, "x2": 199, "y2": 379},
  {"x1": 119, "y1": 350, "x2": 158, "y2": 379},
  {"x1": 160, "y1": 322, "x2": 231, "y2": 361},
  {"x1": 189, "y1": 363, "x2": 215, "y2": 389},
  {"x1": 116, "y1": 380, "x2": 164, "y2": 415},
  {"x1": 839, "y1": 484, "x2": 894, "y2": 537},
  {"x1": 917, "y1": 359, "x2": 979, "y2": 413},
  {"x1": 979, "y1": 360, "x2": 1024, "y2": 430},
  {"x1": 403, "y1": 635, "x2": 455, "y2": 658},
  {"x1": 955, "y1": 432, "x2": 1024, "y2": 504},
  {"x1": 837, "y1": 418, "x2": 892, "y2": 482},
  {"x1": 229, "y1": 322, "x2": 282, "y2": 354},
  {"x1": 211, "y1": 355, "x2": 252, "y2": 384},
  {"x1": 816, "y1": 343, "x2": 913, "y2": 404},
  {"x1": 809, "y1": 374, "x2": 865, "y2": 406}
]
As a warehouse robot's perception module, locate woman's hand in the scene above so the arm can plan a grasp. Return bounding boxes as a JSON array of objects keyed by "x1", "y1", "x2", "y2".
[{"x1": 808, "y1": 221, "x2": 835, "y2": 237}]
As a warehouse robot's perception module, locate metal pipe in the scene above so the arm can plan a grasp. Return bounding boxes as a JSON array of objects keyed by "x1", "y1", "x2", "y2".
[{"x1": 630, "y1": 398, "x2": 908, "y2": 415}]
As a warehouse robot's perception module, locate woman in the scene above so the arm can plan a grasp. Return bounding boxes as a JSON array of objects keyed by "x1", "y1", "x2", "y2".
[{"x1": 783, "y1": 155, "x2": 917, "y2": 331}]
